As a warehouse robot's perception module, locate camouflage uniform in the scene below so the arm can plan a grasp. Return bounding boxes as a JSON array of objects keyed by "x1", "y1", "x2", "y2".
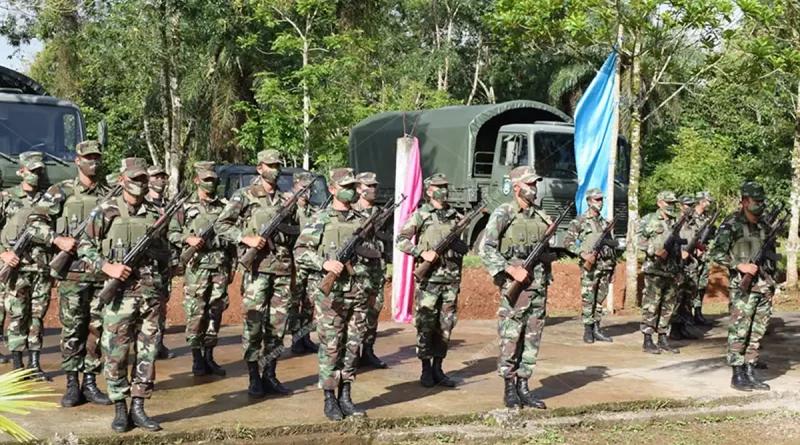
[
  {"x1": 669, "y1": 194, "x2": 703, "y2": 341},
  {"x1": 693, "y1": 191, "x2": 716, "y2": 311},
  {"x1": 168, "y1": 163, "x2": 231, "y2": 352},
  {"x1": 78, "y1": 158, "x2": 170, "y2": 404},
  {"x1": 288, "y1": 172, "x2": 318, "y2": 347},
  {"x1": 145, "y1": 165, "x2": 173, "y2": 360},
  {"x1": 0, "y1": 153, "x2": 53, "y2": 362},
  {"x1": 563, "y1": 188, "x2": 616, "y2": 329}
]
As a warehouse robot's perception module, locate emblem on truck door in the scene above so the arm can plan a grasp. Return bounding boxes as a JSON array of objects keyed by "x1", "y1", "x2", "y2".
[{"x1": 502, "y1": 177, "x2": 511, "y2": 195}]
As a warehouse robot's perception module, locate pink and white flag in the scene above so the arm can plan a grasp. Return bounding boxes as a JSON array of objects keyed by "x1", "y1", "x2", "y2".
[{"x1": 392, "y1": 136, "x2": 423, "y2": 323}]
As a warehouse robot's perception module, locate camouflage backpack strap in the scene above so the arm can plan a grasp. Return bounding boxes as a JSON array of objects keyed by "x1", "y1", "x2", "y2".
[{"x1": 533, "y1": 207, "x2": 553, "y2": 225}]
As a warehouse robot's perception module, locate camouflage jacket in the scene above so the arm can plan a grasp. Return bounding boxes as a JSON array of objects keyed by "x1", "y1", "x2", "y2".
[
  {"x1": 479, "y1": 201, "x2": 552, "y2": 287},
  {"x1": 145, "y1": 194, "x2": 167, "y2": 211},
  {"x1": 294, "y1": 206, "x2": 374, "y2": 294},
  {"x1": 215, "y1": 183, "x2": 298, "y2": 275},
  {"x1": 396, "y1": 203, "x2": 464, "y2": 283},
  {"x1": 29, "y1": 178, "x2": 112, "y2": 280},
  {"x1": 77, "y1": 197, "x2": 171, "y2": 294},
  {"x1": 692, "y1": 210, "x2": 716, "y2": 261},
  {"x1": 0, "y1": 185, "x2": 49, "y2": 272},
  {"x1": 296, "y1": 202, "x2": 317, "y2": 230},
  {"x1": 168, "y1": 192, "x2": 231, "y2": 270},
  {"x1": 637, "y1": 211, "x2": 681, "y2": 276},
  {"x1": 710, "y1": 210, "x2": 776, "y2": 293},
  {"x1": 563, "y1": 211, "x2": 616, "y2": 271}
]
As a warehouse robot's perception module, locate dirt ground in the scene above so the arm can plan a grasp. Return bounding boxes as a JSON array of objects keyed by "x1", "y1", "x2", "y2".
[{"x1": 41, "y1": 262, "x2": 734, "y2": 329}]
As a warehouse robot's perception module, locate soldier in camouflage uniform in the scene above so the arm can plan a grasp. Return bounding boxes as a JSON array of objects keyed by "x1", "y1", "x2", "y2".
[
  {"x1": 29, "y1": 141, "x2": 113, "y2": 406},
  {"x1": 215, "y1": 149, "x2": 296, "y2": 398},
  {"x1": 289, "y1": 172, "x2": 320, "y2": 355},
  {"x1": 693, "y1": 191, "x2": 716, "y2": 325},
  {"x1": 563, "y1": 188, "x2": 616, "y2": 344},
  {"x1": 669, "y1": 194, "x2": 701, "y2": 341},
  {"x1": 479, "y1": 166, "x2": 551, "y2": 410},
  {"x1": 0, "y1": 152, "x2": 53, "y2": 380},
  {"x1": 637, "y1": 191, "x2": 683, "y2": 355},
  {"x1": 146, "y1": 165, "x2": 174, "y2": 360},
  {"x1": 168, "y1": 162, "x2": 231, "y2": 377},
  {"x1": 711, "y1": 182, "x2": 776, "y2": 392},
  {"x1": 353, "y1": 172, "x2": 388, "y2": 369},
  {"x1": 295, "y1": 168, "x2": 372, "y2": 421},
  {"x1": 396, "y1": 173, "x2": 463, "y2": 386},
  {"x1": 78, "y1": 158, "x2": 168, "y2": 432}
]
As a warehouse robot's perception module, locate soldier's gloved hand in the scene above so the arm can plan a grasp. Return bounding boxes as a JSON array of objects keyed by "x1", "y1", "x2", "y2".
[
  {"x1": 323, "y1": 260, "x2": 344, "y2": 276},
  {"x1": 0, "y1": 251, "x2": 19, "y2": 268},
  {"x1": 505, "y1": 265, "x2": 529, "y2": 283},
  {"x1": 54, "y1": 236, "x2": 78, "y2": 253},
  {"x1": 737, "y1": 263, "x2": 758, "y2": 276},
  {"x1": 581, "y1": 252, "x2": 597, "y2": 264},
  {"x1": 421, "y1": 250, "x2": 438, "y2": 263},
  {"x1": 242, "y1": 235, "x2": 266, "y2": 250},
  {"x1": 186, "y1": 236, "x2": 205, "y2": 248},
  {"x1": 655, "y1": 248, "x2": 668, "y2": 259},
  {"x1": 681, "y1": 251, "x2": 690, "y2": 260},
  {"x1": 102, "y1": 263, "x2": 132, "y2": 281}
]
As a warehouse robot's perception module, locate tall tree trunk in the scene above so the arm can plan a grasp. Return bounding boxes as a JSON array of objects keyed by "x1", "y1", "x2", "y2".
[
  {"x1": 142, "y1": 100, "x2": 159, "y2": 167},
  {"x1": 625, "y1": 38, "x2": 643, "y2": 306},
  {"x1": 467, "y1": 37, "x2": 482, "y2": 106},
  {"x1": 167, "y1": 9, "x2": 183, "y2": 197},
  {"x1": 159, "y1": 0, "x2": 171, "y2": 164},
  {"x1": 786, "y1": 78, "x2": 800, "y2": 289},
  {"x1": 302, "y1": 37, "x2": 311, "y2": 170}
]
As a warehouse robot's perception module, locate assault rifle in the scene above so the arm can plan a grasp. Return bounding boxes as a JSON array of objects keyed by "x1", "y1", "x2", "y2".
[
  {"x1": 583, "y1": 215, "x2": 618, "y2": 271},
  {"x1": 739, "y1": 209, "x2": 789, "y2": 291},
  {"x1": 506, "y1": 203, "x2": 574, "y2": 306},
  {"x1": 764, "y1": 204, "x2": 784, "y2": 226},
  {"x1": 318, "y1": 195, "x2": 405, "y2": 296},
  {"x1": 97, "y1": 189, "x2": 191, "y2": 304},
  {"x1": 661, "y1": 210, "x2": 690, "y2": 261},
  {"x1": 178, "y1": 221, "x2": 215, "y2": 269},
  {"x1": 49, "y1": 184, "x2": 124, "y2": 275},
  {"x1": 0, "y1": 230, "x2": 33, "y2": 283},
  {"x1": 682, "y1": 209, "x2": 720, "y2": 267},
  {"x1": 239, "y1": 176, "x2": 318, "y2": 271},
  {"x1": 413, "y1": 202, "x2": 485, "y2": 281}
]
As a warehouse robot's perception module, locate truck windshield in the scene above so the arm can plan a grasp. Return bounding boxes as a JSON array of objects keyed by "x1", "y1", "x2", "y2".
[
  {"x1": 533, "y1": 131, "x2": 630, "y2": 184},
  {"x1": 0, "y1": 102, "x2": 82, "y2": 160}
]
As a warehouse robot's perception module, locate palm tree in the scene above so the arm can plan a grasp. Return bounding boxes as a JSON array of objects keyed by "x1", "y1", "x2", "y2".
[{"x1": 0, "y1": 369, "x2": 58, "y2": 442}]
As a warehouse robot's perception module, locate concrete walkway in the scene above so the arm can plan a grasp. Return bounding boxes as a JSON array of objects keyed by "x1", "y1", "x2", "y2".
[{"x1": 8, "y1": 313, "x2": 800, "y2": 441}]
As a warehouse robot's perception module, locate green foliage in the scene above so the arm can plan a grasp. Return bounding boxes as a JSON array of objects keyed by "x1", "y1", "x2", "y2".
[{"x1": 0, "y1": 369, "x2": 58, "y2": 442}]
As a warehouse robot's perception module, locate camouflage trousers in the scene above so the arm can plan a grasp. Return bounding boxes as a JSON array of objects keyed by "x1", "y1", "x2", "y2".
[
  {"x1": 640, "y1": 274, "x2": 678, "y2": 335},
  {"x1": 580, "y1": 267, "x2": 612, "y2": 325},
  {"x1": 241, "y1": 271, "x2": 291, "y2": 363},
  {"x1": 288, "y1": 268, "x2": 314, "y2": 336},
  {"x1": 0, "y1": 291, "x2": 6, "y2": 338},
  {"x1": 156, "y1": 280, "x2": 169, "y2": 349},
  {"x1": 183, "y1": 268, "x2": 229, "y2": 349},
  {"x1": 365, "y1": 266, "x2": 386, "y2": 345},
  {"x1": 313, "y1": 283, "x2": 367, "y2": 390},
  {"x1": 3, "y1": 271, "x2": 52, "y2": 352},
  {"x1": 672, "y1": 270, "x2": 697, "y2": 325},
  {"x1": 101, "y1": 286, "x2": 160, "y2": 402},
  {"x1": 727, "y1": 287, "x2": 773, "y2": 366},
  {"x1": 58, "y1": 280, "x2": 104, "y2": 374},
  {"x1": 693, "y1": 257, "x2": 711, "y2": 308},
  {"x1": 414, "y1": 281, "x2": 458, "y2": 359},
  {"x1": 497, "y1": 280, "x2": 547, "y2": 379}
]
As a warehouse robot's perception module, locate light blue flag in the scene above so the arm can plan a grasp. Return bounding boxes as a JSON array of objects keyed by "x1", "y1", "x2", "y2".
[{"x1": 574, "y1": 51, "x2": 617, "y2": 220}]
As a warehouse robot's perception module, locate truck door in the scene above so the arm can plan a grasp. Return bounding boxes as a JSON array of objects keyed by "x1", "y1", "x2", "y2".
[{"x1": 489, "y1": 132, "x2": 529, "y2": 208}]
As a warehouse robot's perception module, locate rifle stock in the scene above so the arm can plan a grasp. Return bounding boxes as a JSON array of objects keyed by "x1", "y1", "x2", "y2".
[{"x1": 412, "y1": 202, "x2": 485, "y2": 281}]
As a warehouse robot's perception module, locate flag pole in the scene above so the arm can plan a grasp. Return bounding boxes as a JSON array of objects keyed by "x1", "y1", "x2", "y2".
[{"x1": 606, "y1": 24, "x2": 623, "y2": 314}]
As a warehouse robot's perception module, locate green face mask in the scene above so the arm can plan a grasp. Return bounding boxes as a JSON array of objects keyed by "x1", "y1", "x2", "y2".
[
  {"x1": 78, "y1": 159, "x2": 101, "y2": 177},
  {"x1": 124, "y1": 178, "x2": 147, "y2": 197},
  {"x1": 198, "y1": 180, "x2": 217, "y2": 195},
  {"x1": 662, "y1": 204, "x2": 678, "y2": 218},
  {"x1": 261, "y1": 166, "x2": 281, "y2": 184},
  {"x1": 360, "y1": 188, "x2": 377, "y2": 202},
  {"x1": 748, "y1": 202, "x2": 765, "y2": 216},
  {"x1": 22, "y1": 172, "x2": 39, "y2": 187},
  {"x1": 336, "y1": 187, "x2": 356, "y2": 204},
  {"x1": 432, "y1": 188, "x2": 449, "y2": 203},
  {"x1": 149, "y1": 179, "x2": 166, "y2": 195}
]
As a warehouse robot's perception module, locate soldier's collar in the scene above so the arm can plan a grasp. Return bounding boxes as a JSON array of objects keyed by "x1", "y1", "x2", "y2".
[{"x1": 74, "y1": 177, "x2": 98, "y2": 193}]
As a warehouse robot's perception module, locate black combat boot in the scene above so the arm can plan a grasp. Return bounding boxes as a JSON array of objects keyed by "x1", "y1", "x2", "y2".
[
  {"x1": 337, "y1": 382, "x2": 366, "y2": 417},
  {"x1": 130, "y1": 397, "x2": 162, "y2": 432},
  {"x1": 419, "y1": 359, "x2": 435, "y2": 388},
  {"x1": 669, "y1": 323, "x2": 684, "y2": 341},
  {"x1": 11, "y1": 351, "x2": 23, "y2": 370},
  {"x1": 247, "y1": 361, "x2": 265, "y2": 398},
  {"x1": 658, "y1": 334, "x2": 680, "y2": 354},
  {"x1": 262, "y1": 359, "x2": 291, "y2": 395},
  {"x1": 503, "y1": 377, "x2": 521, "y2": 409},
  {"x1": 694, "y1": 306, "x2": 709, "y2": 326},
  {"x1": 191, "y1": 349, "x2": 208, "y2": 376},
  {"x1": 156, "y1": 343, "x2": 175, "y2": 360},
  {"x1": 679, "y1": 323, "x2": 698, "y2": 340},
  {"x1": 516, "y1": 378, "x2": 546, "y2": 409},
  {"x1": 361, "y1": 343, "x2": 387, "y2": 369},
  {"x1": 324, "y1": 389, "x2": 344, "y2": 421},
  {"x1": 755, "y1": 360, "x2": 768, "y2": 370},
  {"x1": 291, "y1": 333, "x2": 307, "y2": 354},
  {"x1": 61, "y1": 372, "x2": 85, "y2": 407},
  {"x1": 301, "y1": 333, "x2": 319, "y2": 353},
  {"x1": 432, "y1": 357, "x2": 456, "y2": 387},
  {"x1": 82, "y1": 373, "x2": 112, "y2": 405},
  {"x1": 731, "y1": 365, "x2": 752, "y2": 392},
  {"x1": 583, "y1": 324, "x2": 595, "y2": 344},
  {"x1": 203, "y1": 347, "x2": 226, "y2": 377},
  {"x1": 642, "y1": 334, "x2": 660, "y2": 354},
  {"x1": 28, "y1": 351, "x2": 52, "y2": 381},
  {"x1": 744, "y1": 363, "x2": 770, "y2": 391},
  {"x1": 593, "y1": 322, "x2": 613, "y2": 342},
  {"x1": 111, "y1": 400, "x2": 130, "y2": 433}
]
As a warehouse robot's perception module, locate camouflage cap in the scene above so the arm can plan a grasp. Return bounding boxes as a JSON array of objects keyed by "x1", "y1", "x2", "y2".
[
  {"x1": 695, "y1": 191, "x2": 716, "y2": 202},
  {"x1": 424, "y1": 173, "x2": 449, "y2": 187},
  {"x1": 509, "y1": 166, "x2": 541, "y2": 184},
  {"x1": 356, "y1": 172, "x2": 379, "y2": 186},
  {"x1": 329, "y1": 168, "x2": 357, "y2": 186},
  {"x1": 147, "y1": 165, "x2": 167, "y2": 177},
  {"x1": 679, "y1": 194, "x2": 696, "y2": 206},
  {"x1": 194, "y1": 161, "x2": 217, "y2": 180},
  {"x1": 656, "y1": 190, "x2": 678, "y2": 203},
  {"x1": 120, "y1": 158, "x2": 148, "y2": 178},
  {"x1": 293, "y1": 171, "x2": 313, "y2": 186},
  {"x1": 76, "y1": 140, "x2": 102, "y2": 156},
  {"x1": 257, "y1": 149, "x2": 282, "y2": 165},
  {"x1": 741, "y1": 182, "x2": 766, "y2": 200},
  {"x1": 19, "y1": 151, "x2": 44, "y2": 170},
  {"x1": 585, "y1": 188, "x2": 604, "y2": 199}
]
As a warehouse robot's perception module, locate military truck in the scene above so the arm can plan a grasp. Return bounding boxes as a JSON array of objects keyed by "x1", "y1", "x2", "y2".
[
  {"x1": 0, "y1": 66, "x2": 90, "y2": 189},
  {"x1": 215, "y1": 165, "x2": 330, "y2": 206},
  {"x1": 349, "y1": 100, "x2": 630, "y2": 249}
]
